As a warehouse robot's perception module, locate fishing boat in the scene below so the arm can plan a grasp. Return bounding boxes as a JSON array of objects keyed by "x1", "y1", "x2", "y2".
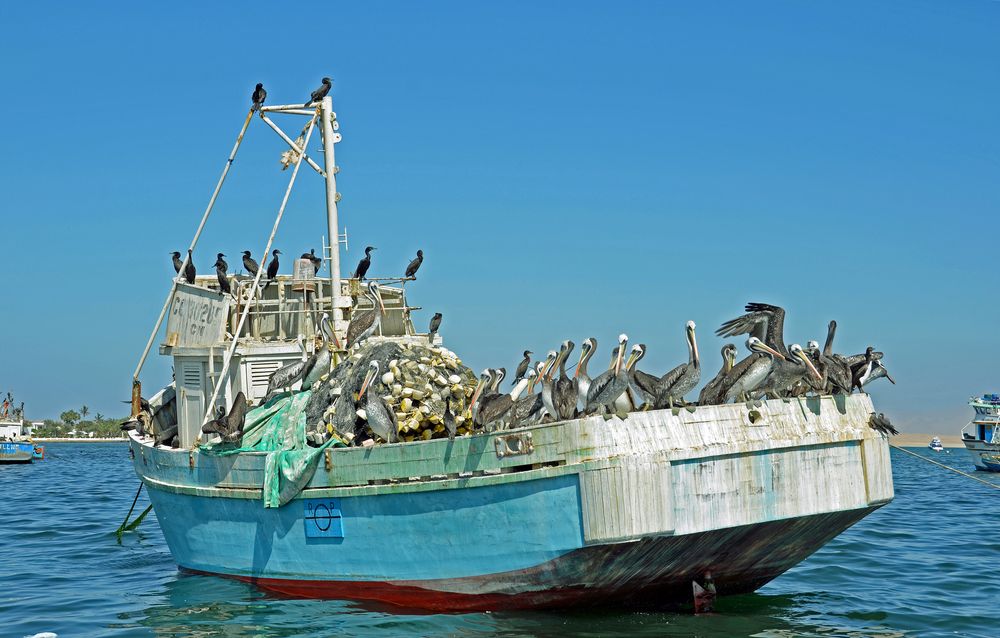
[
  {"x1": 1, "y1": 410, "x2": 35, "y2": 464},
  {"x1": 961, "y1": 394, "x2": 1000, "y2": 471},
  {"x1": 125, "y1": 90, "x2": 895, "y2": 611},
  {"x1": 928, "y1": 437, "x2": 944, "y2": 452}
]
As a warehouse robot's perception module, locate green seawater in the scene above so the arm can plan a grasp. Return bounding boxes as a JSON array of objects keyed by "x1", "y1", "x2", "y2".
[{"x1": 0, "y1": 444, "x2": 996, "y2": 637}]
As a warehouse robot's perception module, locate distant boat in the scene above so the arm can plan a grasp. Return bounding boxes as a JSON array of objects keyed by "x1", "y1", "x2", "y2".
[
  {"x1": 928, "y1": 437, "x2": 944, "y2": 452},
  {"x1": 962, "y1": 394, "x2": 1000, "y2": 471},
  {"x1": 1, "y1": 416, "x2": 36, "y2": 464}
]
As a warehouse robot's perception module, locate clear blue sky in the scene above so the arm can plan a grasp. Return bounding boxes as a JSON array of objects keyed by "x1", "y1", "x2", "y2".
[{"x1": 0, "y1": 1, "x2": 996, "y2": 432}]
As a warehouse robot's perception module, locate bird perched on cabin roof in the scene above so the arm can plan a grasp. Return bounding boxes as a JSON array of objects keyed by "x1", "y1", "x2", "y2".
[
  {"x1": 405, "y1": 250, "x2": 424, "y2": 279},
  {"x1": 264, "y1": 249, "x2": 281, "y2": 287},
  {"x1": 428, "y1": 312, "x2": 442, "y2": 343},
  {"x1": 353, "y1": 246, "x2": 375, "y2": 280},
  {"x1": 242, "y1": 250, "x2": 259, "y2": 277},
  {"x1": 251, "y1": 83, "x2": 266, "y2": 112},
  {"x1": 171, "y1": 251, "x2": 196, "y2": 284},
  {"x1": 305, "y1": 77, "x2": 332, "y2": 106},
  {"x1": 301, "y1": 249, "x2": 322, "y2": 275},
  {"x1": 214, "y1": 253, "x2": 231, "y2": 296}
]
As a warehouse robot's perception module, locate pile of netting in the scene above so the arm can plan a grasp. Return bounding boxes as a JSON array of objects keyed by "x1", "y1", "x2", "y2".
[
  {"x1": 200, "y1": 339, "x2": 479, "y2": 507},
  {"x1": 306, "y1": 339, "x2": 479, "y2": 445}
]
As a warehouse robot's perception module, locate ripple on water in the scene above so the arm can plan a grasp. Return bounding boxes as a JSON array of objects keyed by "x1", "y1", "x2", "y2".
[{"x1": 0, "y1": 443, "x2": 997, "y2": 637}]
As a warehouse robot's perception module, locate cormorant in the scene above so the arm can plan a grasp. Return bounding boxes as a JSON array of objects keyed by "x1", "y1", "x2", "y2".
[
  {"x1": 242, "y1": 250, "x2": 259, "y2": 277},
  {"x1": 305, "y1": 77, "x2": 333, "y2": 106},
  {"x1": 353, "y1": 246, "x2": 375, "y2": 280},
  {"x1": 183, "y1": 249, "x2": 196, "y2": 284},
  {"x1": 214, "y1": 253, "x2": 231, "y2": 295},
  {"x1": 513, "y1": 350, "x2": 533, "y2": 385},
  {"x1": 869, "y1": 412, "x2": 899, "y2": 436},
  {"x1": 301, "y1": 249, "x2": 322, "y2": 275},
  {"x1": 264, "y1": 249, "x2": 281, "y2": 287},
  {"x1": 428, "y1": 312, "x2": 442, "y2": 343},
  {"x1": 405, "y1": 250, "x2": 424, "y2": 279},
  {"x1": 171, "y1": 251, "x2": 183, "y2": 274},
  {"x1": 251, "y1": 83, "x2": 267, "y2": 112}
]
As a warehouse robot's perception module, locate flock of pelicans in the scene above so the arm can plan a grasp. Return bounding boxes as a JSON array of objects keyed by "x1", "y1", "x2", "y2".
[{"x1": 458, "y1": 302, "x2": 897, "y2": 434}]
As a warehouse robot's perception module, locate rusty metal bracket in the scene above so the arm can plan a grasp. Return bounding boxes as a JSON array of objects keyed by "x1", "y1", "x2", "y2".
[{"x1": 495, "y1": 432, "x2": 534, "y2": 459}]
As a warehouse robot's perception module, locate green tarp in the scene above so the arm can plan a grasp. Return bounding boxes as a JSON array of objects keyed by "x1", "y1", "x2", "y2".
[{"x1": 200, "y1": 391, "x2": 343, "y2": 508}]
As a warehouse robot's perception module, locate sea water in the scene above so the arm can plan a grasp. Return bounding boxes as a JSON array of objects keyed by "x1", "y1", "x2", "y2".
[{"x1": 1, "y1": 443, "x2": 996, "y2": 637}]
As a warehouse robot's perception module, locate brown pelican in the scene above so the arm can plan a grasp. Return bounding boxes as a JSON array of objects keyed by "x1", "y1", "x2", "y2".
[
  {"x1": 637, "y1": 321, "x2": 701, "y2": 410},
  {"x1": 214, "y1": 253, "x2": 231, "y2": 295},
  {"x1": 306, "y1": 77, "x2": 332, "y2": 106},
  {"x1": 475, "y1": 373, "x2": 534, "y2": 431},
  {"x1": 353, "y1": 246, "x2": 375, "y2": 280},
  {"x1": 585, "y1": 334, "x2": 631, "y2": 416},
  {"x1": 405, "y1": 250, "x2": 423, "y2": 278},
  {"x1": 301, "y1": 315, "x2": 333, "y2": 389},
  {"x1": 264, "y1": 334, "x2": 309, "y2": 398},
  {"x1": 251, "y1": 83, "x2": 266, "y2": 111},
  {"x1": 552, "y1": 340, "x2": 577, "y2": 420},
  {"x1": 817, "y1": 321, "x2": 854, "y2": 394},
  {"x1": 242, "y1": 250, "x2": 259, "y2": 277},
  {"x1": 513, "y1": 350, "x2": 533, "y2": 385},
  {"x1": 574, "y1": 338, "x2": 597, "y2": 411},
  {"x1": 346, "y1": 282, "x2": 386, "y2": 348},
  {"x1": 615, "y1": 343, "x2": 645, "y2": 413},
  {"x1": 201, "y1": 392, "x2": 249, "y2": 443},
  {"x1": 758, "y1": 343, "x2": 823, "y2": 399},
  {"x1": 358, "y1": 361, "x2": 398, "y2": 443},
  {"x1": 538, "y1": 350, "x2": 559, "y2": 419},
  {"x1": 508, "y1": 370, "x2": 543, "y2": 428},
  {"x1": 698, "y1": 344, "x2": 738, "y2": 405},
  {"x1": 444, "y1": 399, "x2": 457, "y2": 440},
  {"x1": 428, "y1": 312, "x2": 442, "y2": 343},
  {"x1": 469, "y1": 369, "x2": 492, "y2": 426},
  {"x1": 721, "y1": 337, "x2": 786, "y2": 404},
  {"x1": 716, "y1": 302, "x2": 790, "y2": 358}
]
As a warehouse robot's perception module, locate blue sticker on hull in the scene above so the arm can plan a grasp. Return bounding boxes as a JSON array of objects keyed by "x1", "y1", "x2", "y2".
[{"x1": 304, "y1": 499, "x2": 344, "y2": 538}]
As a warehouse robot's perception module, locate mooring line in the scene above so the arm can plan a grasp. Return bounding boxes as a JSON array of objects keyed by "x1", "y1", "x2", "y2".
[
  {"x1": 890, "y1": 444, "x2": 1000, "y2": 491},
  {"x1": 116, "y1": 483, "x2": 144, "y2": 536}
]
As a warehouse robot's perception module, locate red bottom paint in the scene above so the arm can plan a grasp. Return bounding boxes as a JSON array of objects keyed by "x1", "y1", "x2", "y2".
[{"x1": 183, "y1": 508, "x2": 877, "y2": 612}]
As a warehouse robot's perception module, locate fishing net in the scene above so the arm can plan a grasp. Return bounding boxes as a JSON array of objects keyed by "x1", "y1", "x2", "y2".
[{"x1": 200, "y1": 391, "x2": 345, "y2": 508}]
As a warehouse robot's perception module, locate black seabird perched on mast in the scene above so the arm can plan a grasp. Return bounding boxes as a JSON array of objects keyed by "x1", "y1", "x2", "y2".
[
  {"x1": 305, "y1": 77, "x2": 332, "y2": 107},
  {"x1": 405, "y1": 250, "x2": 424, "y2": 279},
  {"x1": 242, "y1": 250, "x2": 259, "y2": 277},
  {"x1": 353, "y1": 246, "x2": 375, "y2": 280},
  {"x1": 251, "y1": 83, "x2": 266, "y2": 112}
]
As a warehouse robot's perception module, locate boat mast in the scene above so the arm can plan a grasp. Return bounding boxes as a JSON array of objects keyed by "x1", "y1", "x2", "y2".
[{"x1": 320, "y1": 96, "x2": 343, "y2": 326}]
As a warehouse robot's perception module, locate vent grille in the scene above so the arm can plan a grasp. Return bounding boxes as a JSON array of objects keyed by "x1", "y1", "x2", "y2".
[
  {"x1": 249, "y1": 360, "x2": 283, "y2": 390},
  {"x1": 181, "y1": 363, "x2": 202, "y2": 390}
]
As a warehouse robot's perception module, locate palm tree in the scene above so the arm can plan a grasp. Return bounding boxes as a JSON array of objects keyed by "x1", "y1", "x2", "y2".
[{"x1": 80, "y1": 405, "x2": 90, "y2": 420}]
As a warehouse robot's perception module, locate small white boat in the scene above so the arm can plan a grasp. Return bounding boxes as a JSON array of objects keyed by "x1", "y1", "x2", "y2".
[{"x1": 928, "y1": 437, "x2": 944, "y2": 452}]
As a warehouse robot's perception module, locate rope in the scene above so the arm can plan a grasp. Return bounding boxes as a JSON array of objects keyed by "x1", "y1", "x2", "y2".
[{"x1": 890, "y1": 444, "x2": 1000, "y2": 491}]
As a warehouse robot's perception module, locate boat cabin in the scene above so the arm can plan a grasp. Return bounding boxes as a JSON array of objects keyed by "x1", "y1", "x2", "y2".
[{"x1": 159, "y1": 269, "x2": 424, "y2": 449}]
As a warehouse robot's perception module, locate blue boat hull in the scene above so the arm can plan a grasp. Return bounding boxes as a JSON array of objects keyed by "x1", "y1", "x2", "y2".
[
  {"x1": 145, "y1": 467, "x2": 877, "y2": 610},
  {"x1": 0, "y1": 441, "x2": 34, "y2": 463},
  {"x1": 132, "y1": 394, "x2": 894, "y2": 610}
]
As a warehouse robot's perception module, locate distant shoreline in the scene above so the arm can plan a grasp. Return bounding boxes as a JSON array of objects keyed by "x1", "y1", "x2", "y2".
[
  {"x1": 34, "y1": 438, "x2": 128, "y2": 443},
  {"x1": 893, "y1": 433, "x2": 964, "y2": 449}
]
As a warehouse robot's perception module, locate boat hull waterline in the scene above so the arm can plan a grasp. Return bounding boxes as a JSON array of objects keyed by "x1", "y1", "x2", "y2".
[{"x1": 129, "y1": 394, "x2": 894, "y2": 611}]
